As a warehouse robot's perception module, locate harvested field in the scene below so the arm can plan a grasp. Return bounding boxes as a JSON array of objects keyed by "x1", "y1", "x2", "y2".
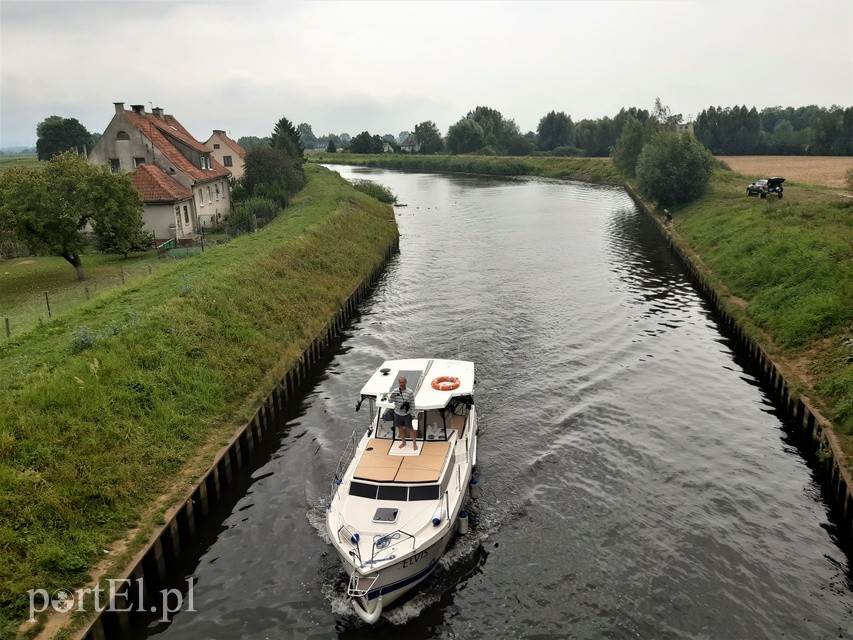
[{"x1": 717, "y1": 156, "x2": 853, "y2": 189}]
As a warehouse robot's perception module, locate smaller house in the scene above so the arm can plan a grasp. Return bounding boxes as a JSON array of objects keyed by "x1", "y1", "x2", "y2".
[
  {"x1": 382, "y1": 142, "x2": 395, "y2": 153},
  {"x1": 204, "y1": 130, "x2": 246, "y2": 180},
  {"x1": 131, "y1": 164, "x2": 197, "y2": 243},
  {"x1": 400, "y1": 134, "x2": 420, "y2": 153}
]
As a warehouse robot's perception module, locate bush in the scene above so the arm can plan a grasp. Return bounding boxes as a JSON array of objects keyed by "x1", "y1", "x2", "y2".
[
  {"x1": 635, "y1": 133, "x2": 714, "y2": 206},
  {"x1": 477, "y1": 146, "x2": 497, "y2": 156},
  {"x1": 243, "y1": 197, "x2": 280, "y2": 223},
  {"x1": 352, "y1": 180, "x2": 396, "y2": 204},
  {"x1": 552, "y1": 146, "x2": 586, "y2": 157}
]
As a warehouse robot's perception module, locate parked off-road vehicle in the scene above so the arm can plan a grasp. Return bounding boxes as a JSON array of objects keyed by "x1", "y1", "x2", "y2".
[{"x1": 746, "y1": 177, "x2": 785, "y2": 199}]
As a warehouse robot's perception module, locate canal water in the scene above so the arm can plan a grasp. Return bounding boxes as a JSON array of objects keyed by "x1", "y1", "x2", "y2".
[{"x1": 147, "y1": 166, "x2": 852, "y2": 639}]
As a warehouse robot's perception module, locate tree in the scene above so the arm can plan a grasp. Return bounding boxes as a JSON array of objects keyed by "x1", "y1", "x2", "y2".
[
  {"x1": 466, "y1": 106, "x2": 519, "y2": 154},
  {"x1": 536, "y1": 111, "x2": 575, "y2": 151},
  {"x1": 36, "y1": 116, "x2": 94, "y2": 160},
  {"x1": 296, "y1": 123, "x2": 317, "y2": 150},
  {"x1": 242, "y1": 147, "x2": 305, "y2": 206},
  {"x1": 635, "y1": 133, "x2": 714, "y2": 207},
  {"x1": 397, "y1": 131, "x2": 410, "y2": 144},
  {"x1": 610, "y1": 116, "x2": 648, "y2": 177},
  {"x1": 349, "y1": 131, "x2": 384, "y2": 154},
  {"x1": 446, "y1": 117, "x2": 485, "y2": 154},
  {"x1": 507, "y1": 135, "x2": 535, "y2": 156},
  {"x1": 271, "y1": 117, "x2": 304, "y2": 162},
  {"x1": 413, "y1": 121, "x2": 443, "y2": 154},
  {"x1": 89, "y1": 171, "x2": 148, "y2": 257},
  {"x1": 0, "y1": 151, "x2": 144, "y2": 279},
  {"x1": 237, "y1": 135, "x2": 271, "y2": 151},
  {"x1": 326, "y1": 139, "x2": 337, "y2": 153}
]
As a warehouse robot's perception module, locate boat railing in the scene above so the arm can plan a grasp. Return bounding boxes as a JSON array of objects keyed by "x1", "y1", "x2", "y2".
[{"x1": 329, "y1": 429, "x2": 360, "y2": 504}]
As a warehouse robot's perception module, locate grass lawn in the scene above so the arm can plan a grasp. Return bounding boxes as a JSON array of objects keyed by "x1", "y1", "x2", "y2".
[
  {"x1": 0, "y1": 155, "x2": 41, "y2": 174},
  {"x1": 0, "y1": 252, "x2": 167, "y2": 337}
]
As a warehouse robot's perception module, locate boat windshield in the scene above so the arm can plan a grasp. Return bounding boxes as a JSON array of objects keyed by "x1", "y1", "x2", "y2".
[{"x1": 372, "y1": 400, "x2": 470, "y2": 442}]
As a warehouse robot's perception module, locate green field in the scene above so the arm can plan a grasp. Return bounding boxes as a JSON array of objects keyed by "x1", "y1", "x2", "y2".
[
  {"x1": 0, "y1": 165, "x2": 398, "y2": 636},
  {"x1": 0, "y1": 154, "x2": 41, "y2": 173}
]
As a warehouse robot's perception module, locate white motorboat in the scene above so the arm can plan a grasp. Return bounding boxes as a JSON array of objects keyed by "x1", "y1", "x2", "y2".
[{"x1": 326, "y1": 358, "x2": 479, "y2": 623}]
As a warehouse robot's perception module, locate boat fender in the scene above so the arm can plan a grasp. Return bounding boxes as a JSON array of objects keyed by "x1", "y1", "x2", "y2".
[
  {"x1": 469, "y1": 476, "x2": 480, "y2": 499},
  {"x1": 432, "y1": 505, "x2": 445, "y2": 526},
  {"x1": 350, "y1": 532, "x2": 360, "y2": 544},
  {"x1": 458, "y1": 510, "x2": 469, "y2": 535}
]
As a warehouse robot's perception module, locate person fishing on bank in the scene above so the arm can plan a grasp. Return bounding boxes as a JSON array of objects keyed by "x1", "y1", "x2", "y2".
[{"x1": 392, "y1": 376, "x2": 417, "y2": 450}]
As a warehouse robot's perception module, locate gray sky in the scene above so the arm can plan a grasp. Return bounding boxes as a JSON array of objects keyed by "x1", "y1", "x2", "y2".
[{"x1": 2, "y1": 0, "x2": 851, "y2": 147}]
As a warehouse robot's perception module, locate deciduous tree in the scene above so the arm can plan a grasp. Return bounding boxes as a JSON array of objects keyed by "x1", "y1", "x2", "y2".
[
  {"x1": 242, "y1": 147, "x2": 305, "y2": 206},
  {"x1": 349, "y1": 131, "x2": 384, "y2": 154},
  {"x1": 413, "y1": 121, "x2": 443, "y2": 154},
  {"x1": 446, "y1": 117, "x2": 485, "y2": 154},
  {"x1": 36, "y1": 115, "x2": 94, "y2": 160},
  {"x1": 0, "y1": 152, "x2": 144, "y2": 279},
  {"x1": 536, "y1": 111, "x2": 574, "y2": 151},
  {"x1": 635, "y1": 133, "x2": 713, "y2": 207}
]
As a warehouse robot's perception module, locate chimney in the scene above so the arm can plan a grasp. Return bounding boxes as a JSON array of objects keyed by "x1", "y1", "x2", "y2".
[
  {"x1": 131, "y1": 104, "x2": 145, "y2": 114},
  {"x1": 114, "y1": 102, "x2": 124, "y2": 114},
  {"x1": 152, "y1": 107, "x2": 164, "y2": 119}
]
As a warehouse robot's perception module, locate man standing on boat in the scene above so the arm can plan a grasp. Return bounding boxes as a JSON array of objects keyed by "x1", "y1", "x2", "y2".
[{"x1": 392, "y1": 376, "x2": 417, "y2": 450}]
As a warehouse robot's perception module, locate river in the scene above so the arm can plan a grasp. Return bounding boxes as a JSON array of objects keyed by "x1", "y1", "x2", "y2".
[{"x1": 145, "y1": 166, "x2": 852, "y2": 639}]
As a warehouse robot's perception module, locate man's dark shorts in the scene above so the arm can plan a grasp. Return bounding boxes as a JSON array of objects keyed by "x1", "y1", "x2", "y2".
[{"x1": 393, "y1": 412, "x2": 413, "y2": 428}]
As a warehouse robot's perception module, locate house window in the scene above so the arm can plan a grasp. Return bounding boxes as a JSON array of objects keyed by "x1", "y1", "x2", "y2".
[
  {"x1": 109, "y1": 158, "x2": 120, "y2": 173},
  {"x1": 215, "y1": 184, "x2": 220, "y2": 200},
  {"x1": 207, "y1": 186, "x2": 212, "y2": 202},
  {"x1": 223, "y1": 155, "x2": 233, "y2": 167},
  {"x1": 213, "y1": 143, "x2": 220, "y2": 149},
  {"x1": 184, "y1": 206, "x2": 189, "y2": 224},
  {"x1": 198, "y1": 189, "x2": 204, "y2": 206},
  {"x1": 134, "y1": 157, "x2": 145, "y2": 167},
  {"x1": 116, "y1": 131, "x2": 130, "y2": 140}
]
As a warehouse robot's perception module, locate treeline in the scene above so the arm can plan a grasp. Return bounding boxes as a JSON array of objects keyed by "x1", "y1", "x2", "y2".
[
  {"x1": 297, "y1": 102, "x2": 850, "y2": 159},
  {"x1": 695, "y1": 105, "x2": 853, "y2": 155}
]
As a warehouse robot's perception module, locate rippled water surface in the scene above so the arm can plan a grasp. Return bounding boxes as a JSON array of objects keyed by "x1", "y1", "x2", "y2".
[{"x1": 148, "y1": 167, "x2": 852, "y2": 639}]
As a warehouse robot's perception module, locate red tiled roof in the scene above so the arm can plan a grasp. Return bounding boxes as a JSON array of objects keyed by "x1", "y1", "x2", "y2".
[
  {"x1": 124, "y1": 110, "x2": 231, "y2": 183},
  {"x1": 131, "y1": 164, "x2": 194, "y2": 203},
  {"x1": 208, "y1": 131, "x2": 246, "y2": 159}
]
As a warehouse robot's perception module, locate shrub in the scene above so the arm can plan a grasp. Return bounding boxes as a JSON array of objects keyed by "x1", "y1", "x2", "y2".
[
  {"x1": 635, "y1": 133, "x2": 714, "y2": 206},
  {"x1": 352, "y1": 180, "x2": 396, "y2": 204},
  {"x1": 552, "y1": 146, "x2": 585, "y2": 157},
  {"x1": 70, "y1": 326, "x2": 95, "y2": 353},
  {"x1": 243, "y1": 197, "x2": 280, "y2": 223}
]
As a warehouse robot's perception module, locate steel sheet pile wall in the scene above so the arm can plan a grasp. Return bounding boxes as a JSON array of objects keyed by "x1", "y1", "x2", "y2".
[
  {"x1": 625, "y1": 184, "x2": 852, "y2": 546},
  {"x1": 76, "y1": 236, "x2": 400, "y2": 640}
]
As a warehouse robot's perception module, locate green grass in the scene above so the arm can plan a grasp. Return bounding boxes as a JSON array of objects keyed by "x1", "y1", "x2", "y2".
[
  {"x1": 0, "y1": 165, "x2": 398, "y2": 635},
  {"x1": 0, "y1": 252, "x2": 168, "y2": 337},
  {"x1": 310, "y1": 152, "x2": 622, "y2": 183},
  {"x1": 0, "y1": 155, "x2": 41, "y2": 174}
]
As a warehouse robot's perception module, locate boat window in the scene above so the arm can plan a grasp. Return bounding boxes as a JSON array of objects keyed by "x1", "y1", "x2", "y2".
[
  {"x1": 349, "y1": 482, "x2": 378, "y2": 499},
  {"x1": 408, "y1": 485, "x2": 440, "y2": 501},
  {"x1": 377, "y1": 485, "x2": 408, "y2": 501}
]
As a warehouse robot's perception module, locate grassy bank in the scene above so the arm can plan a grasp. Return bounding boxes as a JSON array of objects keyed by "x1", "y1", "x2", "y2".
[
  {"x1": 310, "y1": 152, "x2": 622, "y2": 183},
  {"x1": 0, "y1": 165, "x2": 398, "y2": 635}
]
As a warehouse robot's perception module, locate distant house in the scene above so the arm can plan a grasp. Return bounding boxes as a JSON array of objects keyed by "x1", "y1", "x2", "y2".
[
  {"x1": 400, "y1": 134, "x2": 420, "y2": 153},
  {"x1": 204, "y1": 130, "x2": 246, "y2": 180},
  {"x1": 89, "y1": 103, "x2": 232, "y2": 240},
  {"x1": 675, "y1": 122, "x2": 695, "y2": 135},
  {"x1": 382, "y1": 142, "x2": 395, "y2": 153}
]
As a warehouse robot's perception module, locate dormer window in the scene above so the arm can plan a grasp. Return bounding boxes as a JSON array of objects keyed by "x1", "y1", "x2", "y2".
[
  {"x1": 200, "y1": 155, "x2": 211, "y2": 170},
  {"x1": 116, "y1": 131, "x2": 130, "y2": 140}
]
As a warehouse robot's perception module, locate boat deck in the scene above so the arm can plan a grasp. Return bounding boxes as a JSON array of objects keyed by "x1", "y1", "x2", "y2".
[{"x1": 354, "y1": 438, "x2": 451, "y2": 483}]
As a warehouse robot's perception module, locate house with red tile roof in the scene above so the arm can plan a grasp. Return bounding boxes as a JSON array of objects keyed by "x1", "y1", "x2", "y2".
[
  {"x1": 204, "y1": 130, "x2": 246, "y2": 180},
  {"x1": 89, "y1": 103, "x2": 232, "y2": 240}
]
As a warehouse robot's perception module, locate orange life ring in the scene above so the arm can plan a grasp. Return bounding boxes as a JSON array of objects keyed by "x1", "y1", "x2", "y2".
[{"x1": 431, "y1": 376, "x2": 460, "y2": 391}]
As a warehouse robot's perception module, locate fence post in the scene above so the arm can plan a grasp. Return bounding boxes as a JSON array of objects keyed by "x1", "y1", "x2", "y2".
[
  {"x1": 121, "y1": 266, "x2": 125, "y2": 284},
  {"x1": 44, "y1": 291, "x2": 51, "y2": 318},
  {"x1": 85, "y1": 286, "x2": 90, "y2": 300},
  {"x1": 201, "y1": 227, "x2": 205, "y2": 253},
  {"x1": 5, "y1": 318, "x2": 9, "y2": 339}
]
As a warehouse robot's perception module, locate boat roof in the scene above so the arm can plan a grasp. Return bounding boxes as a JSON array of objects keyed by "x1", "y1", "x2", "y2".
[{"x1": 360, "y1": 358, "x2": 475, "y2": 410}]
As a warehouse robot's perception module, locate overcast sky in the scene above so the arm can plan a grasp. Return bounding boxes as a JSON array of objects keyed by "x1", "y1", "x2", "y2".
[{"x1": 1, "y1": 0, "x2": 851, "y2": 147}]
